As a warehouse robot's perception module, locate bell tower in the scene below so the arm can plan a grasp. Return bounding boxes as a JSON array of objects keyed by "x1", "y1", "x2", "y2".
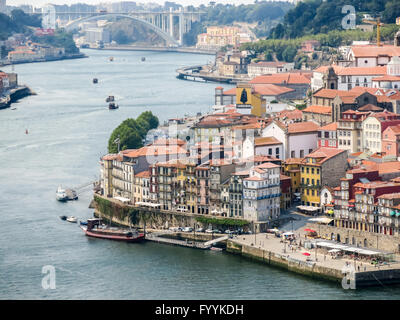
[{"x1": 323, "y1": 67, "x2": 338, "y2": 90}]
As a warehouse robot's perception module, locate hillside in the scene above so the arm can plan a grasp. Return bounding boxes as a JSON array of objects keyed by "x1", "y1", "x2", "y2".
[{"x1": 269, "y1": 0, "x2": 400, "y2": 39}]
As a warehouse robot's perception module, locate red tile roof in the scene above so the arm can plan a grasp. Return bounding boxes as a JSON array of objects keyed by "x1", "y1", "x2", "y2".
[
  {"x1": 249, "y1": 72, "x2": 311, "y2": 85},
  {"x1": 319, "y1": 122, "x2": 337, "y2": 131},
  {"x1": 287, "y1": 121, "x2": 320, "y2": 134},
  {"x1": 305, "y1": 147, "x2": 347, "y2": 164},
  {"x1": 254, "y1": 136, "x2": 282, "y2": 146},
  {"x1": 303, "y1": 105, "x2": 332, "y2": 115},
  {"x1": 351, "y1": 45, "x2": 400, "y2": 58}
]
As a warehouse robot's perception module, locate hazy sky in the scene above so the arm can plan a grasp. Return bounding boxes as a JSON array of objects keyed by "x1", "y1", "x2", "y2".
[{"x1": 7, "y1": 0, "x2": 258, "y2": 7}]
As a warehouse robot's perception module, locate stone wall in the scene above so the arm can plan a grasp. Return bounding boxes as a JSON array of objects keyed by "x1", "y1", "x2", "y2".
[{"x1": 307, "y1": 223, "x2": 400, "y2": 253}]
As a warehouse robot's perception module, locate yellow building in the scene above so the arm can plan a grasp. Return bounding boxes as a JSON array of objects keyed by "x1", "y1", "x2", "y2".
[
  {"x1": 184, "y1": 163, "x2": 197, "y2": 214},
  {"x1": 283, "y1": 158, "x2": 303, "y2": 195},
  {"x1": 235, "y1": 84, "x2": 266, "y2": 117},
  {"x1": 300, "y1": 157, "x2": 322, "y2": 207},
  {"x1": 300, "y1": 147, "x2": 348, "y2": 208}
]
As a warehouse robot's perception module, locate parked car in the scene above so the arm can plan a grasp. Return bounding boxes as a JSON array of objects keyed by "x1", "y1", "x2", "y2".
[
  {"x1": 182, "y1": 227, "x2": 193, "y2": 232},
  {"x1": 195, "y1": 228, "x2": 204, "y2": 232},
  {"x1": 225, "y1": 230, "x2": 233, "y2": 234},
  {"x1": 169, "y1": 227, "x2": 181, "y2": 232},
  {"x1": 213, "y1": 229, "x2": 222, "y2": 234},
  {"x1": 205, "y1": 229, "x2": 213, "y2": 233}
]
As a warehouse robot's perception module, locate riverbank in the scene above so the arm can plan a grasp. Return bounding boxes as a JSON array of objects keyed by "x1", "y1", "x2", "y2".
[
  {"x1": 176, "y1": 65, "x2": 251, "y2": 84},
  {"x1": 0, "y1": 85, "x2": 33, "y2": 110},
  {"x1": 227, "y1": 233, "x2": 400, "y2": 288},
  {"x1": 0, "y1": 53, "x2": 88, "y2": 67},
  {"x1": 91, "y1": 45, "x2": 217, "y2": 55}
]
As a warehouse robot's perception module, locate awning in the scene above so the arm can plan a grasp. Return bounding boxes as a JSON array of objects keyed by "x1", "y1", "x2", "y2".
[
  {"x1": 309, "y1": 217, "x2": 334, "y2": 224},
  {"x1": 390, "y1": 211, "x2": 396, "y2": 216},
  {"x1": 396, "y1": 212, "x2": 400, "y2": 217},
  {"x1": 114, "y1": 196, "x2": 131, "y2": 203},
  {"x1": 328, "y1": 249, "x2": 341, "y2": 253}
]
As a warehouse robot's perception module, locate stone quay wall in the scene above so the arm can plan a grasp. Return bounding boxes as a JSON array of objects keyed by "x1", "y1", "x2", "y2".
[{"x1": 307, "y1": 223, "x2": 400, "y2": 253}]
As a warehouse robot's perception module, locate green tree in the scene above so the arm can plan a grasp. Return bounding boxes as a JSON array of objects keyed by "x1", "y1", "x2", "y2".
[{"x1": 107, "y1": 112, "x2": 159, "y2": 153}]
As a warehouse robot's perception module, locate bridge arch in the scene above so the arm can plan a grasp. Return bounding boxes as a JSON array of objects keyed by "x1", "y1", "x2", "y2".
[{"x1": 64, "y1": 14, "x2": 179, "y2": 46}]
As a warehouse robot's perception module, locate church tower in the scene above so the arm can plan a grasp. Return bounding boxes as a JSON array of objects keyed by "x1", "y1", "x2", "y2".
[{"x1": 323, "y1": 67, "x2": 338, "y2": 90}]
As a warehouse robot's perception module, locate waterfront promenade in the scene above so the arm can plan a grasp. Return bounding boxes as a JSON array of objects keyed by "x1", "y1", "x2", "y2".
[{"x1": 229, "y1": 232, "x2": 400, "y2": 287}]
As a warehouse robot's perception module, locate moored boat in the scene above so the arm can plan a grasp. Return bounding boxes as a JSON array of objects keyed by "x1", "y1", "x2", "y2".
[
  {"x1": 109, "y1": 102, "x2": 119, "y2": 110},
  {"x1": 66, "y1": 216, "x2": 77, "y2": 223},
  {"x1": 93, "y1": 78, "x2": 98, "y2": 84},
  {"x1": 141, "y1": 57, "x2": 146, "y2": 61},
  {"x1": 106, "y1": 95, "x2": 114, "y2": 102},
  {"x1": 80, "y1": 218, "x2": 145, "y2": 242},
  {"x1": 60, "y1": 215, "x2": 67, "y2": 220},
  {"x1": 56, "y1": 186, "x2": 68, "y2": 202}
]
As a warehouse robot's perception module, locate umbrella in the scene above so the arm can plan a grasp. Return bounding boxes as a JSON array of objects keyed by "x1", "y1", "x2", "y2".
[
  {"x1": 304, "y1": 228, "x2": 316, "y2": 233},
  {"x1": 302, "y1": 252, "x2": 311, "y2": 256}
]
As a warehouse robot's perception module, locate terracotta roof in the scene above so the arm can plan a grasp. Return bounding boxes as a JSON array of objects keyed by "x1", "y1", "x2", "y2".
[
  {"x1": 351, "y1": 45, "x2": 400, "y2": 58},
  {"x1": 357, "y1": 104, "x2": 383, "y2": 111},
  {"x1": 378, "y1": 192, "x2": 400, "y2": 200},
  {"x1": 249, "y1": 72, "x2": 311, "y2": 85},
  {"x1": 255, "y1": 162, "x2": 280, "y2": 169},
  {"x1": 245, "y1": 176, "x2": 265, "y2": 181},
  {"x1": 305, "y1": 147, "x2": 347, "y2": 164},
  {"x1": 287, "y1": 121, "x2": 320, "y2": 134},
  {"x1": 336, "y1": 66, "x2": 387, "y2": 76},
  {"x1": 151, "y1": 138, "x2": 186, "y2": 147},
  {"x1": 254, "y1": 136, "x2": 282, "y2": 146},
  {"x1": 319, "y1": 122, "x2": 337, "y2": 131},
  {"x1": 102, "y1": 154, "x2": 121, "y2": 161},
  {"x1": 276, "y1": 109, "x2": 303, "y2": 120},
  {"x1": 372, "y1": 75, "x2": 400, "y2": 82},
  {"x1": 135, "y1": 171, "x2": 150, "y2": 178},
  {"x1": 303, "y1": 105, "x2": 332, "y2": 115},
  {"x1": 313, "y1": 88, "x2": 355, "y2": 99},
  {"x1": 253, "y1": 84, "x2": 294, "y2": 96},
  {"x1": 284, "y1": 158, "x2": 304, "y2": 164},
  {"x1": 123, "y1": 145, "x2": 187, "y2": 158}
]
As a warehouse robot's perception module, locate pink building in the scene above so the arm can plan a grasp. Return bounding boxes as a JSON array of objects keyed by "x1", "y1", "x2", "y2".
[{"x1": 382, "y1": 124, "x2": 400, "y2": 158}]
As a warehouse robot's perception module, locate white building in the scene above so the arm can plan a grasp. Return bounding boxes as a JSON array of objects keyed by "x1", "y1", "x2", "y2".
[
  {"x1": 311, "y1": 65, "x2": 387, "y2": 92},
  {"x1": 347, "y1": 45, "x2": 400, "y2": 67},
  {"x1": 85, "y1": 28, "x2": 111, "y2": 44},
  {"x1": 261, "y1": 120, "x2": 320, "y2": 160},
  {"x1": 243, "y1": 162, "x2": 281, "y2": 224},
  {"x1": 247, "y1": 61, "x2": 295, "y2": 78},
  {"x1": 372, "y1": 56, "x2": 400, "y2": 90}
]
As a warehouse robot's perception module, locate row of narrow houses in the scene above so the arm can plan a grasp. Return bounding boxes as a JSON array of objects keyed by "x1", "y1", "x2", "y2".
[{"x1": 98, "y1": 34, "x2": 400, "y2": 249}]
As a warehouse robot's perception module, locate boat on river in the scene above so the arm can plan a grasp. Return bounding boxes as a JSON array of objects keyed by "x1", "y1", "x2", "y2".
[
  {"x1": 93, "y1": 78, "x2": 98, "y2": 84},
  {"x1": 56, "y1": 186, "x2": 68, "y2": 202},
  {"x1": 80, "y1": 218, "x2": 145, "y2": 242},
  {"x1": 66, "y1": 216, "x2": 77, "y2": 223},
  {"x1": 109, "y1": 102, "x2": 119, "y2": 110},
  {"x1": 106, "y1": 95, "x2": 114, "y2": 103}
]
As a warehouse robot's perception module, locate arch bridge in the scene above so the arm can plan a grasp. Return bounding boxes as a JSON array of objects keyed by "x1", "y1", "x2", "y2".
[{"x1": 60, "y1": 9, "x2": 202, "y2": 46}]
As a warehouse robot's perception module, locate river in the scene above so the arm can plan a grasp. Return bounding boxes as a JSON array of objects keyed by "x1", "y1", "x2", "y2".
[{"x1": 1, "y1": 49, "x2": 400, "y2": 299}]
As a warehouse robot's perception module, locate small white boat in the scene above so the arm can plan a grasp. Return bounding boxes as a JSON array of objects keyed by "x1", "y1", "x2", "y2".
[
  {"x1": 210, "y1": 247, "x2": 223, "y2": 251},
  {"x1": 66, "y1": 216, "x2": 77, "y2": 223},
  {"x1": 56, "y1": 186, "x2": 68, "y2": 202}
]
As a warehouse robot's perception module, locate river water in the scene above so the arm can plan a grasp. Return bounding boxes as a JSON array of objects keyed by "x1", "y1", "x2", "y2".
[{"x1": 1, "y1": 49, "x2": 400, "y2": 299}]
